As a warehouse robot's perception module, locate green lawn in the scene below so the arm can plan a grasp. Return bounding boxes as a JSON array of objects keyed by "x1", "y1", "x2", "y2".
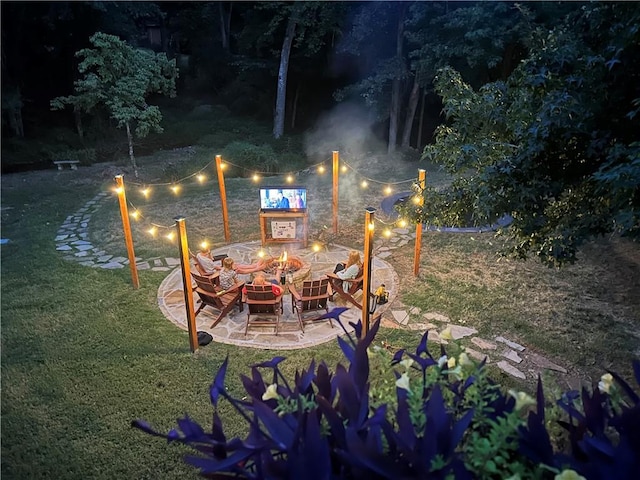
[{"x1": 2, "y1": 146, "x2": 639, "y2": 478}]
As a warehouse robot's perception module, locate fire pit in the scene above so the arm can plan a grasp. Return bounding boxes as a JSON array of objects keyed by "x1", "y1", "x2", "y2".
[{"x1": 261, "y1": 251, "x2": 311, "y2": 287}]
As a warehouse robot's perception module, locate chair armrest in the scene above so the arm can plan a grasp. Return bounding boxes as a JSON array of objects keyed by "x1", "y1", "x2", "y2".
[
  {"x1": 215, "y1": 281, "x2": 244, "y2": 296},
  {"x1": 325, "y1": 273, "x2": 341, "y2": 280},
  {"x1": 289, "y1": 283, "x2": 302, "y2": 300}
]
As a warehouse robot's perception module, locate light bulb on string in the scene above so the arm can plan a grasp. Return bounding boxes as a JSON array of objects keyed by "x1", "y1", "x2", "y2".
[
  {"x1": 200, "y1": 241, "x2": 209, "y2": 250},
  {"x1": 114, "y1": 186, "x2": 124, "y2": 195},
  {"x1": 166, "y1": 231, "x2": 175, "y2": 241},
  {"x1": 197, "y1": 174, "x2": 206, "y2": 183},
  {"x1": 383, "y1": 228, "x2": 392, "y2": 238},
  {"x1": 361, "y1": 180, "x2": 368, "y2": 189},
  {"x1": 398, "y1": 219, "x2": 408, "y2": 228},
  {"x1": 312, "y1": 243, "x2": 321, "y2": 252},
  {"x1": 317, "y1": 165, "x2": 325, "y2": 174},
  {"x1": 252, "y1": 173, "x2": 260, "y2": 183},
  {"x1": 412, "y1": 195, "x2": 421, "y2": 205},
  {"x1": 341, "y1": 165, "x2": 348, "y2": 173},
  {"x1": 141, "y1": 187, "x2": 151, "y2": 198},
  {"x1": 130, "y1": 210, "x2": 140, "y2": 220},
  {"x1": 148, "y1": 226, "x2": 157, "y2": 237},
  {"x1": 286, "y1": 174, "x2": 294, "y2": 183},
  {"x1": 384, "y1": 185, "x2": 392, "y2": 195},
  {"x1": 257, "y1": 250, "x2": 265, "y2": 258},
  {"x1": 170, "y1": 185, "x2": 181, "y2": 195}
]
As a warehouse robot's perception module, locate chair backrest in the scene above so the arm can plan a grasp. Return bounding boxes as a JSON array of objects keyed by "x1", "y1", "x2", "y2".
[
  {"x1": 192, "y1": 272, "x2": 220, "y2": 296},
  {"x1": 245, "y1": 284, "x2": 279, "y2": 314},
  {"x1": 300, "y1": 278, "x2": 330, "y2": 310}
]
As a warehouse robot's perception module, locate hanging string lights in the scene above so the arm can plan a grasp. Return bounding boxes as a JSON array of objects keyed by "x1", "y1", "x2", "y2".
[{"x1": 114, "y1": 154, "x2": 421, "y2": 247}]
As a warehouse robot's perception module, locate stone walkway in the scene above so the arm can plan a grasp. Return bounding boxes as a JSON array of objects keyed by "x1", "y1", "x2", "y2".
[{"x1": 54, "y1": 192, "x2": 571, "y2": 382}]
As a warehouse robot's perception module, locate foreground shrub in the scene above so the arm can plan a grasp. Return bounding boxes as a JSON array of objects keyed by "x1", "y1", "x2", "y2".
[{"x1": 134, "y1": 309, "x2": 640, "y2": 479}]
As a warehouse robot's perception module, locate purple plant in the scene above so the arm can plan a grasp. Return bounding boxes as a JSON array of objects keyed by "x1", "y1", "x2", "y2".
[
  {"x1": 133, "y1": 308, "x2": 640, "y2": 479},
  {"x1": 518, "y1": 361, "x2": 640, "y2": 478}
]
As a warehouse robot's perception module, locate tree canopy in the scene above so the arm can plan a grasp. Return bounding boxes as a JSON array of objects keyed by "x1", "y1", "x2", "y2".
[
  {"x1": 399, "y1": 3, "x2": 640, "y2": 267},
  {"x1": 51, "y1": 32, "x2": 178, "y2": 175}
]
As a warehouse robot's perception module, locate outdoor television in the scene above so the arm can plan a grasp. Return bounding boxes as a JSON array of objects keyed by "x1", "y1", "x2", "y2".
[{"x1": 259, "y1": 187, "x2": 307, "y2": 212}]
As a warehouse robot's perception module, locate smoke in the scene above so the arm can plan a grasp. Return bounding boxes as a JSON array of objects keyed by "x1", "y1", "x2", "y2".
[{"x1": 303, "y1": 102, "x2": 382, "y2": 162}]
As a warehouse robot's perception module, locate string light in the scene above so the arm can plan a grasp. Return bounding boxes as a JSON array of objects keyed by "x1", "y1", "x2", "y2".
[
  {"x1": 257, "y1": 250, "x2": 265, "y2": 258},
  {"x1": 398, "y1": 219, "x2": 408, "y2": 228},
  {"x1": 166, "y1": 231, "x2": 175, "y2": 241},
  {"x1": 368, "y1": 222, "x2": 375, "y2": 231},
  {"x1": 200, "y1": 241, "x2": 208, "y2": 250},
  {"x1": 115, "y1": 154, "x2": 420, "y2": 247}
]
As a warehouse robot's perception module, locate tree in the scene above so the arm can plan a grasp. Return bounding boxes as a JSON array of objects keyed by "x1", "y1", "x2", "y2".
[
  {"x1": 51, "y1": 32, "x2": 178, "y2": 176},
  {"x1": 268, "y1": 2, "x2": 344, "y2": 139},
  {"x1": 401, "y1": 3, "x2": 640, "y2": 267}
]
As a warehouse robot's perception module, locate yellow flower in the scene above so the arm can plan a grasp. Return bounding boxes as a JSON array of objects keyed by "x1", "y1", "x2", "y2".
[
  {"x1": 555, "y1": 469, "x2": 586, "y2": 480},
  {"x1": 395, "y1": 372, "x2": 411, "y2": 391},
  {"x1": 447, "y1": 357, "x2": 457, "y2": 369},
  {"x1": 440, "y1": 327, "x2": 453, "y2": 340},
  {"x1": 262, "y1": 383, "x2": 279, "y2": 401},
  {"x1": 598, "y1": 373, "x2": 614, "y2": 394},
  {"x1": 399, "y1": 358, "x2": 414, "y2": 370},
  {"x1": 508, "y1": 389, "x2": 536, "y2": 411},
  {"x1": 458, "y1": 351, "x2": 473, "y2": 367}
]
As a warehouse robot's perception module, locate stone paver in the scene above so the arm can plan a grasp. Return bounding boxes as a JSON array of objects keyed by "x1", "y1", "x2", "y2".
[
  {"x1": 447, "y1": 324, "x2": 478, "y2": 340},
  {"x1": 502, "y1": 349, "x2": 523, "y2": 364},
  {"x1": 495, "y1": 336, "x2": 526, "y2": 352},
  {"x1": 497, "y1": 361, "x2": 526, "y2": 379},
  {"x1": 471, "y1": 337, "x2": 498, "y2": 350}
]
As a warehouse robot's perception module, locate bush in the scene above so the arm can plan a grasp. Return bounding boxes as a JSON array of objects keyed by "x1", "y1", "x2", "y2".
[
  {"x1": 222, "y1": 141, "x2": 280, "y2": 177},
  {"x1": 134, "y1": 309, "x2": 640, "y2": 479}
]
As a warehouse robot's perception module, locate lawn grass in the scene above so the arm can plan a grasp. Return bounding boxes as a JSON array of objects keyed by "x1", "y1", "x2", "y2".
[{"x1": 2, "y1": 135, "x2": 639, "y2": 477}]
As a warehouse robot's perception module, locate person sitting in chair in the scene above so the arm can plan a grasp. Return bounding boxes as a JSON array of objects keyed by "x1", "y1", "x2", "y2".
[
  {"x1": 241, "y1": 272, "x2": 283, "y2": 302},
  {"x1": 197, "y1": 247, "x2": 272, "y2": 276},
  {"x1": 328, "y1": 250, "x2": 362, "y2": 299}
]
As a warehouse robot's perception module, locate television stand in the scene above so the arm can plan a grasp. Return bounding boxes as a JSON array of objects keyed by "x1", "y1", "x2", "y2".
[{"x1": 259, "y1": 210, "x2": 308, "y2": 248}]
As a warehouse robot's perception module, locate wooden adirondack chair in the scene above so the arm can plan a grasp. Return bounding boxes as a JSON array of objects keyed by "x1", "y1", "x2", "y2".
[
  {"x1": 325, "y1": 265, "x2": 364, "y2": 309},
  {"x1": 244, "y1": 284, "x2": 283, "y2": 336},
  {"x1": 289, "y1": 278, "x2": 331, "y2": 331},
  {"x1": 191, "y1": 272, "x2": 244, "y2": 328}
]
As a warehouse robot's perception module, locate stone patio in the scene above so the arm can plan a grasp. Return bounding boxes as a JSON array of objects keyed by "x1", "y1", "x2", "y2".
[{"x1": 157, "y1": 241, "x2": 399, "y2": 350}]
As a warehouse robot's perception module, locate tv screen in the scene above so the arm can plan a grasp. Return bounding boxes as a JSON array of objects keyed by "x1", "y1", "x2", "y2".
[{"x1": 260, "y1": 187, "x2": 307, "y2": 211}]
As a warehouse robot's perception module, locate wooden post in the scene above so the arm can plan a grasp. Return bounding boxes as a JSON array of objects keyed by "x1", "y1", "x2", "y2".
[
  {"x1": 215, "y1": 154, "x2": 231, "y2": 242},
  {"x1": 175, "y1": 217, "x2": 199, "y2": 353},
  {"x1": 362, "y1": 207, "x2": 376, "y2": 338},
  {"x1": 413, "y1": 169, "x2": 426, "y2": 276},
  {"x1": 332, "y1": 150, "x2": 339, "y2": 235},
  {"x1": 114, "y1": 175, "x2": 140, "y2": 289}
]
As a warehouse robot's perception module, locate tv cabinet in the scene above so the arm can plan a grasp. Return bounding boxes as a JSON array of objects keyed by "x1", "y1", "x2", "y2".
[{"x1": 259, "y1": 210, "x2": 308, "y2": 248}]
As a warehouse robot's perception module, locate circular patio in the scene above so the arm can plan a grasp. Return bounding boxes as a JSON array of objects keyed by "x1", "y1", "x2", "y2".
[{"x1": 157, "y1": 241, "x2": 399, "y2": 350}]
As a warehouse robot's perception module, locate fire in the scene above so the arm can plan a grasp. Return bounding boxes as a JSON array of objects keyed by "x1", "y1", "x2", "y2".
[{"x1": 278, "y1": 251, "x2": 288, "y2": 270}]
